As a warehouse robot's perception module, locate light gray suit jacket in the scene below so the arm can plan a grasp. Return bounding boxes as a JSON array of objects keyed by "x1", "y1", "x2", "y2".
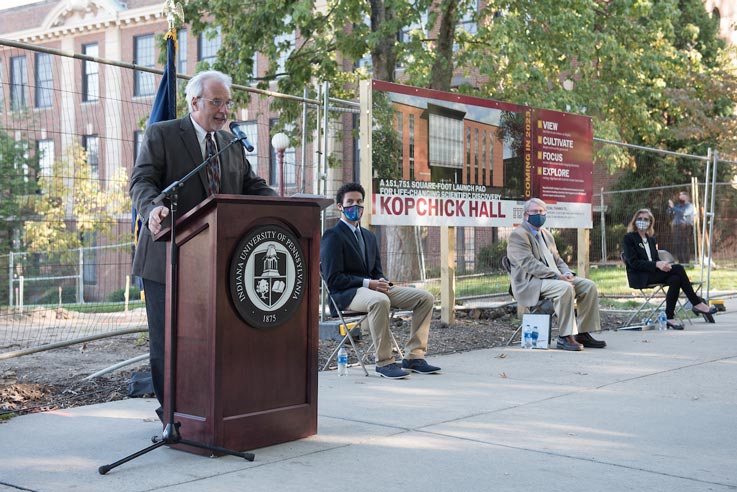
[
  {"x1": 506, "y1": 223, "x2": 571, "y2": 308},
  {"x1": 130, "y1": 115, "x2": 276, "y2": 283}
]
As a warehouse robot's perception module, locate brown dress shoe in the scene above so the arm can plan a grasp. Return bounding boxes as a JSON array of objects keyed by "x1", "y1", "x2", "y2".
[
  {"x1": 557, "y1": 335, "x2": 584, "y2": 351},
  {"x1": 575, "y1": 332, "x2": 607, "y2": 348}
]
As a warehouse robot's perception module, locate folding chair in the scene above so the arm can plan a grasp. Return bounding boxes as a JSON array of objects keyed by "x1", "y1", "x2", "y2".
[
  {"x1": 362, "y1": 310, "x2": 405, "y2": 365},
  {"x1": 320, "y1": 274, "x2": 370, "y2": 376},
  {"x1": 501, "y1": 255, "x2": 556, "y2": 346},
  {"x1": 620, "y1": 251, "x2": 692, "y2": 330}
]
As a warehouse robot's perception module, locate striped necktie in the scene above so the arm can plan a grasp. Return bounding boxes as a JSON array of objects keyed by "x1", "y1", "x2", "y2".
[{"x1": 205, "y1": 132, "x2": 221, "y2": 195}]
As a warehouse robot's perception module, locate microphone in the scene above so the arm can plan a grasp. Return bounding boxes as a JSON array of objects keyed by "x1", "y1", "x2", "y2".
[{"x1": 229, "y1": 121, "x2": 255, "y2": 152}]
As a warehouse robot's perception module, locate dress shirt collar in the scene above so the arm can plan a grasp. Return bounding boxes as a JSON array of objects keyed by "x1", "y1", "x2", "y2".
[
  {"x1": 340, "y1": 217, "x2": 360, "y2": 232},
  {"x1": 190, "y1": 115, "x2": 214, "y2": 157},
  {"x1": 522, "y1": 221, "x2": 541, "y2": 237}
]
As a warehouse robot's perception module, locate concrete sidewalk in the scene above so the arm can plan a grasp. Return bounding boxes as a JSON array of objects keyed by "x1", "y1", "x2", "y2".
[{"x1": 2, "y1": 301, "x2": 736, "y2": 492}]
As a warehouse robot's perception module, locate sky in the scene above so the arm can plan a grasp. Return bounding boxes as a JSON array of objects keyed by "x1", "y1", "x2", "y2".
[{"x1": 1, "y1": 0, "x2": 45, "y2": 11}]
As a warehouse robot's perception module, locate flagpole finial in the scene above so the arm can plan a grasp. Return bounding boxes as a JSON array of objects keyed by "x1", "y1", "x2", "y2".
[{"x1": 164, "y1": 0, "x2": 185, "y2": 31}]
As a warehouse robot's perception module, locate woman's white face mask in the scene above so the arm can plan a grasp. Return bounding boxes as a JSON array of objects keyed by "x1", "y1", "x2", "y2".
[{"x1": 636, "y1": 219, "x2": 650, "y2": 231}]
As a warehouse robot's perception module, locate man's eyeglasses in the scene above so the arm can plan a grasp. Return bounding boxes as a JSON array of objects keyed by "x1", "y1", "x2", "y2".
[{"x1": 199, "y1": 98, "x2": 235, "y2": 110}]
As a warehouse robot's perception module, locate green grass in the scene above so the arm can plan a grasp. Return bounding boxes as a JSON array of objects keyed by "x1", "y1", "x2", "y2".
[
  {"x1": 424, "y1": 263, "x2": 737, "y2": 303},
  {"x1": 63, "y1": 301, "x2": 145, "y2": 314}
]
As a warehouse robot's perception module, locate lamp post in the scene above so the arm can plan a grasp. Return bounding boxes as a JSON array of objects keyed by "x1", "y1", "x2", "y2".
[{"x1": 271, "y1": 132, "x2": 289, "y2": 197}]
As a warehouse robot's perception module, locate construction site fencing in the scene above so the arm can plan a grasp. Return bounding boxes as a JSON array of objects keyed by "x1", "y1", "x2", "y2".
[{"x1": 2, "y1": 39, "x2": 737, "y2": 368}]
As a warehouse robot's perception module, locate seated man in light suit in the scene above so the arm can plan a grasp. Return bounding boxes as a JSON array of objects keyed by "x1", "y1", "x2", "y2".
[
  {"x1": 320, "y1": 182, "x2": 440, "y2": 379},
  {"x1": 506, "y1": 198, "x2": 606, "y2": 351}
]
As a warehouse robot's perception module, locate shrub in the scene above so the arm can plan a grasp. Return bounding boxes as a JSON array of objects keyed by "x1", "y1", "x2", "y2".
[{"x1": 107, "y1": 286, "x2": 142, "y2": 302}]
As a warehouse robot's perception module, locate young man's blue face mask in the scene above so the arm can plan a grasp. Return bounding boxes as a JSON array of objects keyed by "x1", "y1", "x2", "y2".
[
  {"x1": 526, "y1": 213, "x2": 546, "y2": 228},
  {"x1": 342, "y1": 205, "x2": 364, "y2": 222}
]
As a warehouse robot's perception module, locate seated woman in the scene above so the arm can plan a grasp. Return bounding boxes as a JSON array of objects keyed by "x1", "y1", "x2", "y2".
[{"x1": 622, "y1": 208, "x2": 716, "y2": 329}]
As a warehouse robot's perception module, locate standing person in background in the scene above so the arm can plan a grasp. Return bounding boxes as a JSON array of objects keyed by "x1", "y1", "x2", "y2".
[
  {"x1": 667, "y1": 191, "x2": 696, "y2": 264},
  {"x1": 130, "y1": 70, "x2": 277, "y2": 421}
]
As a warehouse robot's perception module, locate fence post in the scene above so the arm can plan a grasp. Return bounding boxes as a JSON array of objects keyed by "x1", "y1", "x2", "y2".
[
  {"x1": 600, "y1": 188, "x2": 606, "y2": 261},
  {"x1": 19, "y1": 275, "x2": 24, "y2": 314},
  {"x1": 8, "y1": 251, "x2": 13, "y2": 307},
  {"x1": 78, "y1": 247, "x2": 84, "y2": 304}
]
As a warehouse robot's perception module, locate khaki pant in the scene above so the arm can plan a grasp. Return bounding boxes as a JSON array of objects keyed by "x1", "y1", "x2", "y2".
[
  {"x1": 540, "y1": 277, "x2": 601, "y2": 336},
  {"x1": 348, "y1": 286, "x2": 434, "y2": 366}
]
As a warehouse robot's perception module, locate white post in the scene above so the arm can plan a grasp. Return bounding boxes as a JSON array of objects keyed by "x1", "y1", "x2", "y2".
[
  {"x1": 18, "y1": 275, "x2": 24, "y2": 314},
  {"x1": 78, "y1": 247, "x2": 84, "y2": 304},
  {"x1": 124, "y1": 274, "x2": 130, "y2": 312}
]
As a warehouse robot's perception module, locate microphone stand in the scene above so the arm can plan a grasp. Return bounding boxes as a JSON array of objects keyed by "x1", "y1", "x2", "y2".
[{"x1": 99, "y1": 135, "x2": 255, "y2": 474}]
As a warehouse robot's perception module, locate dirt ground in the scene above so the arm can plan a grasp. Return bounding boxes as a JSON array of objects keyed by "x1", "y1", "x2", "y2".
[{"x1": 0, "y1": 305, "x2": 626, "y2": 420}]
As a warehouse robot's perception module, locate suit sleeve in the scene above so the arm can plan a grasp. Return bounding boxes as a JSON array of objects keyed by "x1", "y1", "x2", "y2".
[
  {"x1": 130, "y1": 123, "x2": 168, "y2": 227},
  {"x1": 507, "y1": 228, "x2": 558, "y2": 279},
  {"x1": 622, "y1": 233, "x2": 657, "y2": 272},
  {"x1": 320, "y1": 228, "x2": 366, "y2": 291}
]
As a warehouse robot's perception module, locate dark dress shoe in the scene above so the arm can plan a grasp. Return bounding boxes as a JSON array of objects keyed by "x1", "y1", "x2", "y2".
[
  {"x1": 666, "y1": 320, "x2": 684, "y2": 330},
  {"x1": 575, "y1": 332, "x2": 607, "y2": 348},
  {"x1": 692, "y1": 305, "x2": 717, "y2": 323},
  {"x1": 557, "y1": 336, "x2": 584, "y2": 351}
]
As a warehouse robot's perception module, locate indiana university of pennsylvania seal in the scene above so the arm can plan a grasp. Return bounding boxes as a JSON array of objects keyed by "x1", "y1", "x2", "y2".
[{"x1": 229, "y1": 225, "x2": 306, "y2": 329}]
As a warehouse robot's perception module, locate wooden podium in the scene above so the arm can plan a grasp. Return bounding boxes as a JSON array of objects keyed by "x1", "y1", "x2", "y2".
[{"x1": 161, "y1": 194, "x2": 330, "y2": 455}]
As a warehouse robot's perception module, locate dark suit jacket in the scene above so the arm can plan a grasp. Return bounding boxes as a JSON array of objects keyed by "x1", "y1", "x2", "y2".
[
  {"x1": 130, "y1": 115, "x2": 276, "y2": 283},
  {"x1": 320, "y1": 221, "x2": 383, "y2": 313},
  {"x1": 622, "y1": 231, "x2": 661, "y2": 289}
]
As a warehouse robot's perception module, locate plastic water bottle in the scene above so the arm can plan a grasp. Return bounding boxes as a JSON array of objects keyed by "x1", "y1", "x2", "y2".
[
  {"x1": 523, "y1": 324, "x2": 532, "y2": 349},
  {"x1": 531, "y1": 325, "x2": 539, "y2": 349},
  {"x1": 337, "y1": 346, "x2": 348, "y2": 376},
  {"x1": 658, "y1": 310, "x2": 667, "y2": 331}
]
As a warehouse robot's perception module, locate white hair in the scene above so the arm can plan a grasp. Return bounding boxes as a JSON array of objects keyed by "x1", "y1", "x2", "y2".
[
  {"x1": 523, "y1": 198, "x2": 547, "y2": 214},
  {"x1": 185, "y1": 70, "x2": 233, "y2": 113}
]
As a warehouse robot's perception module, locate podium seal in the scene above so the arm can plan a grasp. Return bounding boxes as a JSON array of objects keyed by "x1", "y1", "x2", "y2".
[{"x1": 229, "y1": 224, "x2": 305, "y2": 329}]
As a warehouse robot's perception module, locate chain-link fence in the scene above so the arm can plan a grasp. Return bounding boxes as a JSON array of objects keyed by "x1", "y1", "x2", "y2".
[
  {"x1": 2, "y1": 39, "x2": 737, "y2": 366},
  {"x1": 0, "y1": 39, "x2": 356, "y2": 360}
]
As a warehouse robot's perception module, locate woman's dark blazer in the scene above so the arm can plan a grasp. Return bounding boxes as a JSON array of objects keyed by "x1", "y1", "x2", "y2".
[{"x1": 622, "y1": 231, "x2": 661, "y2": 289}]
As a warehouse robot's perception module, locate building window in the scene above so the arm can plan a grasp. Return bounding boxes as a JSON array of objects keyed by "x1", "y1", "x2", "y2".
[
  {"x1": 134, "y1": 34, "x2": 155, "y2": 96},
  {"x1": 82, "y1": 43, "x2": 99, "y2": 102},
  {"x1": 83, "y1": 134, "x2": 99, "y2": 181},
  {"x1": 268, "y1": 119, "x2": 295, "y2": 188},
  {"x1": 37, "y1": 139, "x2": 54, "y2": 177},
  {"x1": 198, "y1": 26, "x2": 221, "y2": 67},
  {"x1": 177, "y1": 29, "x2": 187, "y2": 77},
  {"x1": 239, "y1": 120, "x2": 258, "y2": 170},
  {"x1": 455, "y1": 0, "x2": 479, "y2": 53},
  {"x1": 275, "y1": 19, "x2": 295, "y2": 76},
  {"x1": 10, "y1": 55, "x2": 28, "y2": 111},
  {"x1": 35, "y1": 53, "x2": 53, "y2": 108},
  {"x1": 82, "y1": 233, "x2": 97, "y2": 285},
  {"x1": 429, "y1": 112, "x2": 463, "y2": 169},
  {"x1": 409, "y1": 114, "x2": 415, "y2": 181}
]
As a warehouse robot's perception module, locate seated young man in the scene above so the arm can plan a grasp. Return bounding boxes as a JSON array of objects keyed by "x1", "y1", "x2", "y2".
[{"x1": 320, "y1": 182, "x2": 441, "y2": 379}]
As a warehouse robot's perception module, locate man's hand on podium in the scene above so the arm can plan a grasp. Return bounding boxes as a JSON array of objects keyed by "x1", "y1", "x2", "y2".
[{"x1": 148, "y1": 206, "x2": 170, "y2": 235}]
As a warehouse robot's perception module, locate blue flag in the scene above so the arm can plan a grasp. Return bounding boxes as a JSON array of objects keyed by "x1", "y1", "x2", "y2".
[{"x1": 133, "y1": 30, "x2": 177, "y2": 246}]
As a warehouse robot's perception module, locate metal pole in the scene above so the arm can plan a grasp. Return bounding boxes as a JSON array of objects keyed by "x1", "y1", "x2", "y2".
[
  {"x1": 699, "y1": 149, "x2": 712, "y2": 284},
  {"x1": 322, "y1": 81, "x2": 330, "y2": 195},
  {"x1": 600, "y1": 187, "x2": 606, "y2": 261},
  {"x1": 8, "y1": 251, "x2": 13, "y2": 307},
  {"x1": 705, "y1": 150, "x2": 718, "y2": 301},
  {"x1": 278, "y1": 148, "x2": 285, "y2": 196},
  {"x1": 301, "y1": 87, "x2": 309, "y2": 194},
  {"x1": 78, "y1": 247, "x2": 84, "y2": 304}
]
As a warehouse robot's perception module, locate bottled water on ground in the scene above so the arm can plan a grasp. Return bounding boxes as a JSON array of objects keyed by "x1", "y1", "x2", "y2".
[
  {"x1": 531, "y1": 325, "x2": 539, "y2": 348},
  {"x1": 658, "y1": 311, "x2": 667, "y2": 331},
  {"x1": 337, "y1": 346, "x2": 348, "y2": 375},
  {"x1": 523, "y1": 324, "x2": 533, "y2": 349}
]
